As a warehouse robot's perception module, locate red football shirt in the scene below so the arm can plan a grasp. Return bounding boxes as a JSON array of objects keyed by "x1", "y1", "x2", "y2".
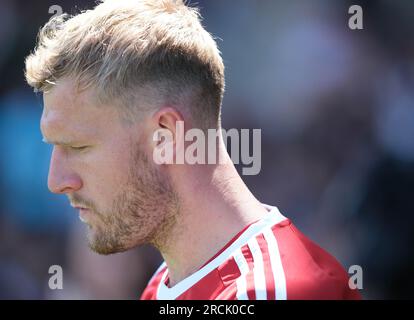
[{"x1": 140, "y1": 205, "x2": 361, "y2": 300}]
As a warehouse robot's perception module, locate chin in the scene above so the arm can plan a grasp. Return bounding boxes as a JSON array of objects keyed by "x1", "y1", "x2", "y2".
[
  {"x1": 88, "y1": 240, "x2": 128, "y2": 255},
  {"x1": 86, "y1": 234, "x2": 121, "y2": 255},
  {"x1": 87, "y1": 231, "x2": 143, "y2": 255}
]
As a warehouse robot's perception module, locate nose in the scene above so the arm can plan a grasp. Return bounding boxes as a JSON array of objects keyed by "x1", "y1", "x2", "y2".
[{"x1": 47, "y1": 147, "x2": 83, "y2": 194}]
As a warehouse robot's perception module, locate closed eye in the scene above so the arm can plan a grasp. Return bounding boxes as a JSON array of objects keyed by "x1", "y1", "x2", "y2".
[{"x1": 70, "y1": 146, "x2": 89, "y2": 151}]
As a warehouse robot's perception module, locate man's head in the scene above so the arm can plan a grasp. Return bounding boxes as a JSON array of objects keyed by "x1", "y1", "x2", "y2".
[{"x1": 25, "y1": 0, "x2": 224, "y2": 254}]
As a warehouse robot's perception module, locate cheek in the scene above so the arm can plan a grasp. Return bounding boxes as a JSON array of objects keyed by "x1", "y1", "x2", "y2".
[{"x1": 80, "y1": 145, "x2": 133, "y2": 201}]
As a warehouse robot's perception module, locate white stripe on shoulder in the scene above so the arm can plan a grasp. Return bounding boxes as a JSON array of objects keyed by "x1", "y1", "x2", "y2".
[
  {"x1": 263, "y1": 227, "x2": 287, "y2": 300},
  {"x1": 247, "y1": 237, "x2": 267, "y2": 300},
  {"x1": 233, "y1": 247, "x2": 249, "y2": 300}
]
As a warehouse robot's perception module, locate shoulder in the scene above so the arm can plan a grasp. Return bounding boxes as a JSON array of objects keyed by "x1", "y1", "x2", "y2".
[
  {"x1": 232, "y1": 219, "x2": 361, "y2": 300},
  {"x1": 276, "y1": 221, "x2": 361, "y2": 299}
]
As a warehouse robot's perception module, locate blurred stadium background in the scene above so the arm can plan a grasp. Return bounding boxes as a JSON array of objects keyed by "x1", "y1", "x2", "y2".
[{"x1": 0, "y1": 0, "x2": 413, "y2": 299}]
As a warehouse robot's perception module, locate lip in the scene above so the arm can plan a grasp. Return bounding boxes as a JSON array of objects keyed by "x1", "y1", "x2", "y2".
[
  {"x1": 75, "y1": 207, "x2": 91, "y2": 223},
  {"x1": 71, "y1": 203, "x2": 89, "y2": 211},
  {"x1": 77, "y1": 207, "x2": 90, "y2": 214},
  {"x1": 74, "y1": 206, "x2": 88, "y2": 210}
]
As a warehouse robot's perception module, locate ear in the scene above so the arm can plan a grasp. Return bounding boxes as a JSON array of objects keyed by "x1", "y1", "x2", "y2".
[{"x1": 151, "y1": 107, "x2": 185, "y2": 165}]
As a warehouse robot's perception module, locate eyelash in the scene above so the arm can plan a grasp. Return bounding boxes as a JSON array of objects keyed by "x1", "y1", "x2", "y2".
[{"x1": 70, "y1": 146, "x2": 88, "y2": 151}]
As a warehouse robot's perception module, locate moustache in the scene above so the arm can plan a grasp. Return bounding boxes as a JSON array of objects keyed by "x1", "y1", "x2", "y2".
[{"x1": 68, "y1": 194, "x2": 95, "y2": 210}]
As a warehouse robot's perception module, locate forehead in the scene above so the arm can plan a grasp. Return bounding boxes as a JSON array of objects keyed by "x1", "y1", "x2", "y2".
[{"x1": 41, "y1": 79, "x2": 118, "y2": 140}]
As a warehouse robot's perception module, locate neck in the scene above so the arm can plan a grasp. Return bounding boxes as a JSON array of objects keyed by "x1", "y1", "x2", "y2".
[{"x1": 154, "y1": 146, "x2": 268, "y2": 287}]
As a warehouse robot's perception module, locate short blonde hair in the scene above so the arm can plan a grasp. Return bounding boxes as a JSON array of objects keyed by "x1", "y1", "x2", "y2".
[{"x1": 25, "y1": 0, "x2": 225, "y2": 127}]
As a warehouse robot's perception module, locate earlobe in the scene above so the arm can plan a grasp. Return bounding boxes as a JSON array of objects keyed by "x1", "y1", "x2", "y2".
[{"x1": 152, "y1": 128, "x2": 174, "y2": 165}]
